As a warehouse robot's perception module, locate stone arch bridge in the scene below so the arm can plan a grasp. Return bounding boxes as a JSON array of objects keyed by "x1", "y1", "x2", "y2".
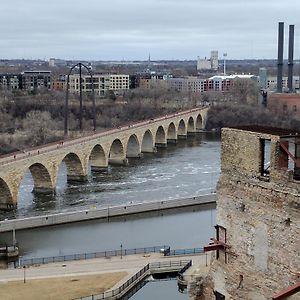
[{"x1": 0, "y1": 107, "x2": 208, "y2": 210}]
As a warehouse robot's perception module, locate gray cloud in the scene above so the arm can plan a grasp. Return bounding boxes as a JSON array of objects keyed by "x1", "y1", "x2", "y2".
[{"x1": 0, "y1": 0, "x2": 299, "y2": 60}]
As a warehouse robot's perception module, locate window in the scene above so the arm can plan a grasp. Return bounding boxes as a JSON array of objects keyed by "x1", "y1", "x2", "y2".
[
  {"x1": 214, "y1": 291, "x2": 225, "y2": 300},
  {"x1": 260, "y1": 139, "x2": 271, "y2": 177}
]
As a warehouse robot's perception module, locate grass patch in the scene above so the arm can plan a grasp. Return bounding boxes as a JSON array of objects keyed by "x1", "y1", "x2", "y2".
[{"x1": 0, "y1": 272, "x2": 127, "y2": 300}]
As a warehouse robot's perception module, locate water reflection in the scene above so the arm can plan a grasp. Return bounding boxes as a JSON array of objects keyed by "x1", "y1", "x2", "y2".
[{"x1": 128, "y1": 279, "x2": 187, "y2": 300}]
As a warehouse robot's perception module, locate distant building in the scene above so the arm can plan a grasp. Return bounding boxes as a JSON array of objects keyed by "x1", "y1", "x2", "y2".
[
  {"x1": 266, "y1": 76, "x2": 299, "y2": 92},
  {"x1": 166, "y1": 77, "x2": 205, "y2": 93},
  {"x1": 68, "y1": 74, "x2": 129, "y2": 96},
  {"x1": 0, "y1": 74, "x2": 22, "y2": 90},
  {"x1": 197, "y1": 50, "x2": 219, "y2": 71},
  {"x1": 267, "y1": 92, "x2": 300, "y2": 119},
  {"x1": 21, "y1": 71, "x2": 51, "y2": 91},
  {"x1": 51, "y1": 75, "x2": 66, "y2": 91},
  {"x1": 48, "y1": 58, "x2": 67, "y2": 67}
]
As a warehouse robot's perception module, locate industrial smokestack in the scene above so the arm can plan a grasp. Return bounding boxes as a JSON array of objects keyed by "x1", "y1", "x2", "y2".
[
  {"x1": 288, "y1": 24, "x2": 295, "y2": 92},
  {"x1": 277, "y1": 22, "x2": 284, "y2": 93}
]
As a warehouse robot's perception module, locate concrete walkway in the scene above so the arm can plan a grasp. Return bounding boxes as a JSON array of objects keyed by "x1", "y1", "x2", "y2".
[{"x1": 0, "y1": 252, "x2": 208, "y2": 284}]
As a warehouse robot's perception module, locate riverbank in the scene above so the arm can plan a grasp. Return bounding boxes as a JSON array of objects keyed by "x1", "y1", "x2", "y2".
[{"x1": 0, "y1": 194, "x2": 216, "y2": 232}]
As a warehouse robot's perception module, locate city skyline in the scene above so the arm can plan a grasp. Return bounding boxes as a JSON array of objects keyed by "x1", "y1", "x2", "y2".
[{"x1": 1, "y1": 0, "x2": 299, "y2": 61}]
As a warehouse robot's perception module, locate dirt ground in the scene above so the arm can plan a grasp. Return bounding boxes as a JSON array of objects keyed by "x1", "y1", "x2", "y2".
[{"x1": 0, "y1": 272, "x2": 127, "y2": 300}]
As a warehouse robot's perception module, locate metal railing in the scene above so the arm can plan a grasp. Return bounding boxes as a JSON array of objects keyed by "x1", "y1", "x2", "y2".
[
  {"x1": 166, "y1": 247, "x2": 204, "y2": 256},
  {"x1": 74, "y1": 260, "x2": 191, "y2": 300},
  {"x1": 178, "y1": 260, "x2": 193, "y2": 281},
  {"x1": 18, "y1": 245, "x2": 169, "y2": 267}
]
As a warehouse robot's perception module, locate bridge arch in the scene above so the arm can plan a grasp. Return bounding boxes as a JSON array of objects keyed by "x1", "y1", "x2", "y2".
[
  {"x1": 0, "y1": 177, "x2": 14, "y2": 210},
  {"x1": 27, "y1": 163, "x2": 55, "y2": 194},
  {"x1": 61, "y1": 152, "x2": 87, "y2": 182},
  {"x1": 89, "y1": 144, "x2": 107, "y2": 173},
  {"x1": 187, "y1": 116, "x2": 195, "y2": 134},
  {"x1": 141, "y1": 130, "x2": 155, "y2": 153},
  {"x1": 126, "y1": 135, "x2": 141, "y2": 158},
  {"x1": 167, "y1": 122, "x2": 177, "y2": 144},
  {"x1": 178, "y1": 119, "x2": 187, "y2": 137},
  {"x1": 155, "y1": 126, "x2": 167, "y2": 148},
  {"x1": 196, "y1": 114, "x2": 203, "y2": 130},
  {"x1": 109, "y1": 139, "x2": 127, "y2": 165}
]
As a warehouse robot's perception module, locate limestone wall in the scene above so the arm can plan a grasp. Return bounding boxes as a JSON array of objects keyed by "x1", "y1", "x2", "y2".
[{"x1": 201, "y1": 128, "x2": 300, "y2": 300}]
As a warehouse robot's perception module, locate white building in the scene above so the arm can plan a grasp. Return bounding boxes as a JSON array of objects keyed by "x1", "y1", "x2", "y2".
[{"x1": 197, "y1": 50, "x2": 219, "y2": 71}]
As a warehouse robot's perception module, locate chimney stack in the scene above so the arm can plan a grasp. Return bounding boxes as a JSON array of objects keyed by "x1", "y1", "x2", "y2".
[
  {"x1": 288, "y1": 24, "x2": 294, "y2": 92},
  {"x1": 277, "y1": 22, "x2": 284, "y2": 93}
]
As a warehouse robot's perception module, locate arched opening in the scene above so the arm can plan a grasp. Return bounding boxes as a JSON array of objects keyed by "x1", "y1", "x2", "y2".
[
  {"x1": 0, "y1": 178, "x2": 14, "y2": 210},
  {"x1": 196, "y1": 114, "x2": 203, "y2": 131},
  {"x1": 178, "y1": 119, "x2": 187, "y2": 139},
  {"x1": 126, "y1": 135, "x2": 141, "y2": 158},
  {"x1": 141, "y1": 130, "x2": 155, "y2": 153},
  {"x1": 89, "y1": 144, "x2": 107, "y2": 173},
  {"x1": 109, "y1": 139, "x2": 127, "y2": 165},
  {"x1": 167, "y1": 123, "x2": 177, "y2": 144},
  {"x1": 17, "y1": 163, "x2": 56, "y2": 212},
  {"x1": 61, "y1": 152, "x2": 87, "y2": 183},
  {"x1": 155, "y1": 126, "x2": 167, "y2": 148},
  {"x1": 187, "y1": 117, "x2": 195, "y2": 135},
  {"x1": 29, "y1": 163, "x2": 54, "y2": 194}
]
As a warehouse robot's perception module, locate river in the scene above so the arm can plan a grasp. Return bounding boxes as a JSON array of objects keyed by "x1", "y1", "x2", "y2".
[{"x1": 0, "y1": 132, "x2": 220, "y2": 299}]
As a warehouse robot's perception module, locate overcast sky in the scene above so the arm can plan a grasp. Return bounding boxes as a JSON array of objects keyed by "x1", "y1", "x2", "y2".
[{"x1": 0, "y1": 0, "x2": 299, "y2": 60}]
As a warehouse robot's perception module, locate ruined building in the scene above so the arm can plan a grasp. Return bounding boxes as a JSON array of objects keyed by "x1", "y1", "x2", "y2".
[{"x1": 201, "y1": 127, "x2": 299, "y2": 300}]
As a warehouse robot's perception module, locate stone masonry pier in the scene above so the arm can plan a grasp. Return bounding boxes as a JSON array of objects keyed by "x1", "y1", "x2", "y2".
[{"x1": 0, "y1": 107, "x2": 207, "y2": 210}]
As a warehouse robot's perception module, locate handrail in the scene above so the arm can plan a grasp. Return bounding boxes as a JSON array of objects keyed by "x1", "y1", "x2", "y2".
[
  {"x1": 18, "y1": 247, "x2": 203, "y2": 267},
  {"x1": 73, "y1": 259, "x2": 192, "y2": 300},
  {"x1": 178, "y1": 260, "x2": 192, "y2": 281},
  {"x1": 18, "y1": 245, "x2": 169, "y2": 267}
]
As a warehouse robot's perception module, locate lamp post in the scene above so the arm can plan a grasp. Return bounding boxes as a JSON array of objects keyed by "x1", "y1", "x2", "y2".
[
  {"x1": 120, "y1": 243, "x2": 123, "y2": 259},
  {"x1": 23, "y1": 266, "x2": 26, "y2": 283},
  {"x1": 64, "y1": 63, "x2": 96, "y2": 137}
]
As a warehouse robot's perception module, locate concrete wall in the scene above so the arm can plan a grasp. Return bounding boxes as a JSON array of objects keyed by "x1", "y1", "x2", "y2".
[
  {"x1": 0, "y1": 107, "x2": 207, "y2": 210},
  {"x1": 0, "y1": 194, "x2": 216, "y2": 232},
  {"x1": 200, "y1": 128, "x2": 300, "y2": 300}
]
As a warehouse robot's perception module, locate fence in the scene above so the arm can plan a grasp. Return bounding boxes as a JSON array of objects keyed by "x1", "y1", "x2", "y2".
[
  {"x1": 166, "y1": 247, "x2": 204, "y2": 256},
  {"x1": 18, "y1": 245, "x2": 169, "y2": 267},
  {"x1": 74, "y1": 260, "x2": 192, "y2": 300}
]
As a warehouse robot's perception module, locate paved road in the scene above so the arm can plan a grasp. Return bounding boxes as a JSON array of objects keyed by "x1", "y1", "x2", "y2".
[{"x1": 0, "y1": 252, "x2": 208, "y2": 284}]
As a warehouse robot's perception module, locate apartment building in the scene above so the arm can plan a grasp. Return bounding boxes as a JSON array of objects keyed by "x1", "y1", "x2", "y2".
[
  {"x1": 0, "y1": 74, "x2": 22, "y2": 90},
  {"x1": 68, "y1": 74, "x2": 129, "y2": 96},
  {"x1": 21, "y1": 71, "x2": 51, "y2": 90},
  {"x1": 166, "y1": 77, "x2": 205, "y2": 93}
]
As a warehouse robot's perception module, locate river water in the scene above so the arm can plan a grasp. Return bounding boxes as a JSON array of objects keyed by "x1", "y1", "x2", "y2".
[
  {"x1": 2, "y1": 132, "x2": 220, "y2": 219},
  {"x1": 1, "y1": 133, "x2": 220, "y2": 299}
]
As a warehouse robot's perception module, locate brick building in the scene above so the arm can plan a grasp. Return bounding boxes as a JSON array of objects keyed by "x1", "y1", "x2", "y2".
[
  {"x1": 268, "y1": 93, "x2": 300, "y2": 119},
  {"x1": 200, "y1": 126, "x2": 300, "y2": 300}
]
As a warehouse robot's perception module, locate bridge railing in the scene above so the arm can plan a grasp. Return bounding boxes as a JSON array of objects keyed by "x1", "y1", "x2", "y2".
[
  {"x1": 0, "y1": 106, "x2": 205, "y2": 165},
  {"x1": 73, "y1": 259, "x2": 192, "y2": 300},
  {"x1": 18, "y1": 245, "x2": 169, "y2": 267}
]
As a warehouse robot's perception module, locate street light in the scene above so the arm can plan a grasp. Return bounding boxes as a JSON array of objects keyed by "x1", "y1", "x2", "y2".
[
  {"x1": 120, "y1": 243, "x2": 123, "y2": 259},
  {"x1": 64, "y1": 62, "x2": 96, "y2": 136}
]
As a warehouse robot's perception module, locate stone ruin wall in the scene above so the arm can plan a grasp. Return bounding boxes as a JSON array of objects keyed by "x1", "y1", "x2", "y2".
[{"x1": 194, "y1": 128, "x2": 300, "y2": 300}]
